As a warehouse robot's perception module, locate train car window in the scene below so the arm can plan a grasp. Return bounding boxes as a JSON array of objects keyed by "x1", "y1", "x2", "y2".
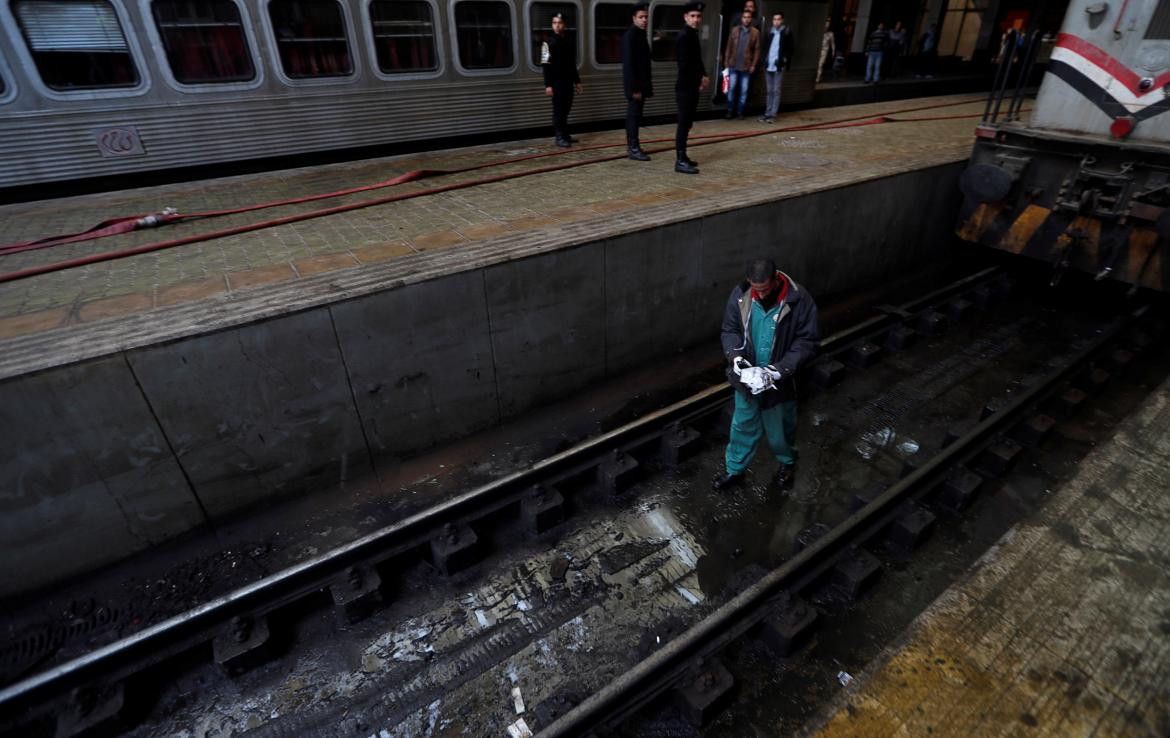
[
  {"x1": 593, "y1": 2, "x2": 625, "y2": 64},
  {"x1": 454, "y1": 1, "x2": 513, "y2": 69},
  {"x1": 938, "y1": 0, "x2": 987, "y2": 60},
  {"x1": 650, "y1": 3, "x2": 683, "y2": 61},
  {"x1": 11, "y1": 0, "x2": 140, "y2": 89},
  {"x1": 1146, "y1": 1, "x2": 1170, "y2": 39},
  {"x1": 370, "y1": 0, "x2": 437, "y2": 72},
  {"x1": 269, "y1": 0, "x2": 353, "y2": 77},
  {"x1": 152, "y1": 0, "x2": 255, "y2": 83},
  {"x1": 529, "y1": 2, "x2": 575, "y2": 67}
]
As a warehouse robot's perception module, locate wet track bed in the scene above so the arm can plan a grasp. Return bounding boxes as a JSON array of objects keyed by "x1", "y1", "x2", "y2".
[{"x1": 14, "y1": 266, "x2": 1158, "y2": 738}]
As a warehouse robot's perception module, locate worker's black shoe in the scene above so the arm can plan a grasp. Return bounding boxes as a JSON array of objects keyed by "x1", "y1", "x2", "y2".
[
  {"x1": 675, "y1": 158, "x2": 699, "y2": 174},
  {"x1": 628, "y1": 147, "x2": 651, "y2": 161},
  {"x1": 555, "y1": 137, "x2": 571, "y2": 148},
  {"x1": 684, "y1": 155, "x2": 698, "y2": 167},
  {"x1": 712, "y1": 472, "x2": 744, "y2": 490},
  {"x1": 772, "y1": 464, "x2": 795, "y2": 490},
  {"x1": 724, "y1": 110, "x2": 733, "y2": 119}
]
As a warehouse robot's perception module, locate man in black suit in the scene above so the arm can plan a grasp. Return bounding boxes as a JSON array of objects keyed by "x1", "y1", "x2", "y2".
[
  {"x1": 541, "y1": 12, "x2": 582, "y2": 147},
  {"x1": 621, "y1": 2, "x2": 653, "y2": 161},
  {"x1": 675, "y1": 1, "x2": 709, "y2": 174}
]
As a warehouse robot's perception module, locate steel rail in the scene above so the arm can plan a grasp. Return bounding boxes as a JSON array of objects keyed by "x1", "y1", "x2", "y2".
[
  {"x1": 540, "y1": 303, "x2": 1148, "y2": 737},
  {"x1": 0, "y1": 266, "x2": 1005, "y2": 728}
]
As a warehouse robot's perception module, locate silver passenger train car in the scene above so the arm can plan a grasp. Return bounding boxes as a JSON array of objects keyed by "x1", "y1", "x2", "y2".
[
  {"x1": 958, "y1": 0, "x2": 1170, "y2": 292},
  {"x1": 0, "y1": 0, "x2": 825, "y2": 190}
]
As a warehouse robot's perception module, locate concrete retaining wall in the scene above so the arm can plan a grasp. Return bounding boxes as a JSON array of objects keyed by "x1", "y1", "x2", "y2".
[{"x1": 0, "y1": 161, "x2": 964, "y2": 595}]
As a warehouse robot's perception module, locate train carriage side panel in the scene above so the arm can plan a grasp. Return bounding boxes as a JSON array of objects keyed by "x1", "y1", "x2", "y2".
[{"x1": 0, "y1": 0, "x2": 822, "y2": 191}]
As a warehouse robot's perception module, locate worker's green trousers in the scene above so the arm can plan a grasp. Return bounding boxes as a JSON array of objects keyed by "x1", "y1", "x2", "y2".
[{"x1": 725, "y1": 391, "x2": 798, "y2": 474}]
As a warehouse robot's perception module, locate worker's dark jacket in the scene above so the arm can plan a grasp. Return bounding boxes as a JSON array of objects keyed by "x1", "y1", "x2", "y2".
[
  {"x1": 676, "y1": 25, "x2": 706, "y2": 91},
  {"x1": 542, "y1": 32, "x2": 580, "y2": 86},
  {"x1": 720, "y1": 272, "x2": 820, "y2": 406},
  {"x1": 622, "y1": 24, "x2": 653, "y2": 99}
]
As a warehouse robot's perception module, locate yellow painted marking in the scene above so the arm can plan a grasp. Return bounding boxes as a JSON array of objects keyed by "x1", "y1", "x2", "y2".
[
  {"x1": 1066, "y1": 216, "x2": 1101, "y2": 267},
  {"x1": 956, "y1": 202, "x2": 1009, "y2": 243},
  {"x1": 999, "y1": 204, "x2": 1052, "y2": 254},
  {"x1": 1126, "y1": 229, "x2": 1161, "y2": 287}
]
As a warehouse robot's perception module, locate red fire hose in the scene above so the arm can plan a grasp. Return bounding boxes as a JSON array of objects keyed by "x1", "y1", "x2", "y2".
[{"x1": 0, "y1": 98, "x2": 992, "y2": 285}]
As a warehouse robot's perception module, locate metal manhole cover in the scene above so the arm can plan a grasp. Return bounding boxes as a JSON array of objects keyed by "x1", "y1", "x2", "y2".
[
  {"x1": 778, "y1": 137, "x2": 827, "y2": 149},
  {"x1": 757, "y1": 153, "x2": 838, "y2": 169}
]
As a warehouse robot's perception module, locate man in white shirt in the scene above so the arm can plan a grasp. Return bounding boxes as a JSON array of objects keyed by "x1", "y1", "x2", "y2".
[{"x1": 759, "y1": 12, "x2": 791, "y2": 123}]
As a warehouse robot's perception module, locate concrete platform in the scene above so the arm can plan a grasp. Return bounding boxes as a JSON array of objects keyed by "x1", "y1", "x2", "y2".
[
  {"x1": 807, "y1": 377, "x2": 1170, "y2": 737},
  {"x1": 0, "y1": 94, "x2": 987, "y2": 595}
]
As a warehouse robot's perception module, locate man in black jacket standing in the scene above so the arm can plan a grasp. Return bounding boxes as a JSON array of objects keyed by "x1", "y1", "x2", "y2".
[
  {"x1": 674, "y1": 1, "x2": 709, "y2": 174},
  {"x1": 713, "y1": 259, "x2": 820, "y2": 492},
  {"x1": 542, "y1": 12, "x2": 583, "y2": 147},
  {"x1": 621, "y1": 2, "x2": 653, "y2": 161}
]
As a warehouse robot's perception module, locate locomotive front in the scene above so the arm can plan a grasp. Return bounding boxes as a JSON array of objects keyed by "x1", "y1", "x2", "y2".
[{"x1": 957, "y1": 0, "x2": 1170, "y2": 292}]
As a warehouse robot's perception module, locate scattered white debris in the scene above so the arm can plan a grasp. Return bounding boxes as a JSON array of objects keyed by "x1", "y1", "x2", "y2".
[
  {"x1": 675, "y1": 585, "x2": 701, "y2": 605},
  {"x1": 837, "y1": 671, "x2": 854, "y2": 686},
  {"x1": 511, "y1": 686, "x2": 526, "y2": 714},
  {"x1": 863, "y1": 427, "x2": 895, "y2": 447},
  {"x1": 506, "y1": 717, "x2": 533, "y2": 738},
  {"x1": 897, "y1": 440, "x2": 920, "y2": 455}
]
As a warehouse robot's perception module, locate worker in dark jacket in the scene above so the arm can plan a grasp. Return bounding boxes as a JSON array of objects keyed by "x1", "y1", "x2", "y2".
[
  {"x1": 542, "y1": 12, "x2": 583, "y2": 147},
  {"x1": 675, "y1": 1, "x2": 709, "y2": 174},
  {"x1": 714, "y1": 258, "x2": 820, "y2": 492},
  {"x1": 621, "y1": 2, "x2": 653, "y2": 161}
]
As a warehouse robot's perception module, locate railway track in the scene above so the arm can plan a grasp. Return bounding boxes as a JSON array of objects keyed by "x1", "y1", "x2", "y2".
[
  {"x1": 542, "y1": 307, "x2": 1159, "y2": 737},
  {"x1": 1, "y1": 265, "x2": 1163, "y2": 737}
]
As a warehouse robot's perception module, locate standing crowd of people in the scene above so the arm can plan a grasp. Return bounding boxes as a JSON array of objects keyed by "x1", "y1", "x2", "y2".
[
  {"x1": 863, "y1": 19, "x2": 938, "y2": 84},
  {"x1": 540, "y1": 3, "x2": 943, "y2": 172},
  {"x1": 542, "y1": 0, "x2": 789, "y2": 174}
]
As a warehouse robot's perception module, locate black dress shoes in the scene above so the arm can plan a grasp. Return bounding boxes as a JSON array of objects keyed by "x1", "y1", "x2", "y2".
[
  {"x1": 555, "y1": 137, "x2": 571, "y2": 148},
  {"x1": 712, "y1": 472, "x2": 744, "y2": 490},
  {"x1": 683, "y1": 155, "x2": 698, "y2": 167},
  {"x1": 628, "y1": 147, "x2": 651, "y2": 161},
  {"x1": 675, "y1": 159, "x2": 699, "y2": 174},
  {"x1": 772, "y1": 464, "x2": 795, "y2": 490}
]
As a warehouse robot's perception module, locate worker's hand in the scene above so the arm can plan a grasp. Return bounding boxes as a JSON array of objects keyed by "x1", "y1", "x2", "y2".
[
  {"x1": 575, "y1": 83, "x2": 583, "y2": 94},
  {"x1": 700, "y1": 75, "x2": 710, "y2": 91},
  {"x1": 741, "y1": 367, "x2": 770, "y2": 394},
  {"x1": 732, "y1": 356, "x2": 751, "y2": 376},
  {"x1": 545, "y1": 86, "x2": 554, "y2": 96},
  {"x1": 764, "y1": 365, "x2": 788, "y2": 383},
  {"x1": 632, "y1": 92, "x2": 643, "y2": 101}
]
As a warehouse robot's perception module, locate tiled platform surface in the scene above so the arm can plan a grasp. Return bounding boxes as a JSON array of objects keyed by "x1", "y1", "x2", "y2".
[
  {"x1": 808, "y1": 377, "x2": 1170, "y2": 737},
  {"x1": 0, "y1": 93, "x2": 986, "y2": 350}
]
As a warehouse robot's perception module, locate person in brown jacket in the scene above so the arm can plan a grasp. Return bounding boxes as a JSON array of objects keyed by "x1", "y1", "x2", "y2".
[{"x1": 723, "y1": 8, "x2": 760, "y2": 119}]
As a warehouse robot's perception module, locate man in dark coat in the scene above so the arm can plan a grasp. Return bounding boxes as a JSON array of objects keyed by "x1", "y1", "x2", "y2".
[
  {"x1": 542, "y1": 12, "x2": 583, "y2": 147},
  {"x1": 621, "y1": 2, "x2": 653, "y2": 161},
  {"x1": 714, "y1": 258, "x2": 820, "y2": 491},
  {"x1": 674, "y1": 0, "x2": 709, "y2": 174}
]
